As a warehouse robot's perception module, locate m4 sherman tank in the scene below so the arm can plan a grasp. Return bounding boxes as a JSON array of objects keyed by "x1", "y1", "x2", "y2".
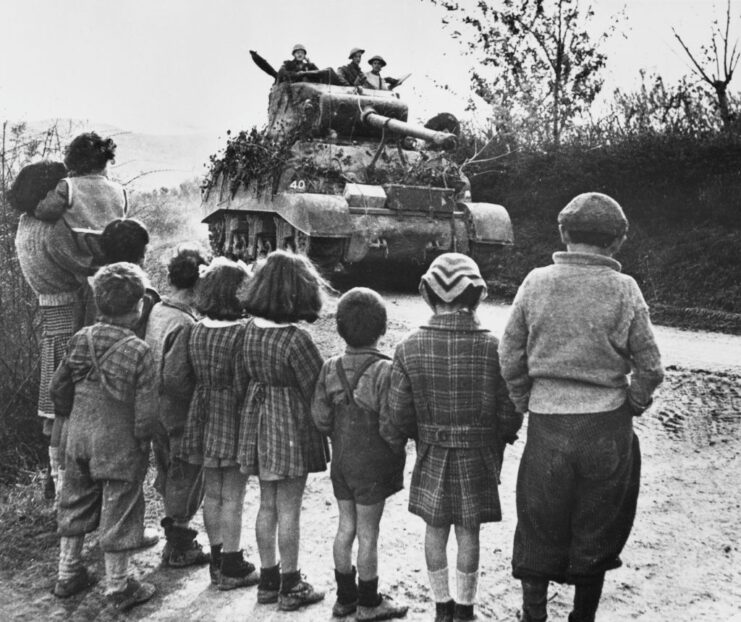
[{"x1": 202, "y1": 80, "x2": 513, "y2": 279}]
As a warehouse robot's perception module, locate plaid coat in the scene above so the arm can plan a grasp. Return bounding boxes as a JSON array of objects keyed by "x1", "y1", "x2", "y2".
[
  {"x1": 178, "y1": 320, "x2": 248, "y2": 464},
  {"x1": 386, "y1": 311, "x2": 521, "y2": 527},
  {"x1": 238, "y1": 319, "x2": 329, "y2": 478}
]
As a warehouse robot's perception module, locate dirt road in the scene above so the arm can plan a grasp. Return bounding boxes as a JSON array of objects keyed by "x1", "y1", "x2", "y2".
[{"x1": 4, "y1": 296, "x2": 740, "y2": 622}]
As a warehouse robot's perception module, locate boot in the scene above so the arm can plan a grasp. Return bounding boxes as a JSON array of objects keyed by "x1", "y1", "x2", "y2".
[
  {"x1": 257, "y1": 563, "x2": 281, "y2": 604},
  {"x1": 356, "y1": 576, "x2": 408, "y2": 621},
  {"x1": 569, "y1": 575, "x2": 604, "y2": 622},
  {"x1": 160, "y1": 518, "x2": 211, "y2": 568},
  {"x1": 435, "y1": 600, "x2": 456, "y2": 622},
  {"x1": 453, "y1": 602, "x2": 475, "y2": 621},
  {"x1": 107, "y1": 577, "x2": 156, "y2": 612},
  {"x1": 278, "y1": 570, "x2": 325, "y2": 611},
  {"x1": 218, "y1": 550, "x2": 259, "y2": 591},
  {"x1": 332, "y1": 567, "x2": 358, "y2": 617}
]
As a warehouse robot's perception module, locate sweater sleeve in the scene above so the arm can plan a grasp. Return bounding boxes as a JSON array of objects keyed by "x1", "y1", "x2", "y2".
[
  {"x1": 374, "y1": 360, "x2": 402, "y2": 453},
  {"x1": 498, "y1": 285, "x2": 532, "y2": 414},
  {"x1": 47, "y1": 220, "x2": 96, "y2": 277},
  {"x1": 310, "y1": 362, "x2": 333, "y2": 435},
  {"x1": 134, "y1": 347, "x2": 158, "y2": 440},
  {"x1": 492, "y1": 347, "x2": 523, "y2": 443},
  {"x1": 34, "y1": 180, "x2": 69, "y2": 221},
  {"x1": 626, "y1": 284, "x2": 665, "y2": 413}
]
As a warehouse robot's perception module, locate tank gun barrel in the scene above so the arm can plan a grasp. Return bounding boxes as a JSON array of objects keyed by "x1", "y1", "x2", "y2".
[{"x1": 361, "y1": 108, "x2": 457, "y2": 150}]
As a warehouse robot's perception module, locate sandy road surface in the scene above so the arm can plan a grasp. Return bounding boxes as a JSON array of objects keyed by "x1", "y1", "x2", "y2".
[{"x1": 3, "y1": 300, "x2": 740, "y2": 622}]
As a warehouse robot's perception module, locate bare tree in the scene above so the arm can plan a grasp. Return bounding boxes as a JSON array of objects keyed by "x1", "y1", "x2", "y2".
[{"x1": 673, "y1": 0, "x2": 740, "y2": 132}]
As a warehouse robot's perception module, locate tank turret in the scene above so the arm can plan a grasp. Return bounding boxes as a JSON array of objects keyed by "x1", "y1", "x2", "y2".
[{"x1": 202, "y1": 81, "x2": 513, "y2": 279}]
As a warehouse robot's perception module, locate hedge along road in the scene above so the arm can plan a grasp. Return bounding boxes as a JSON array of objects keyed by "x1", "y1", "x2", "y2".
[{"x1": 382, "y1": 293, "x2": 741, "y2": 374}]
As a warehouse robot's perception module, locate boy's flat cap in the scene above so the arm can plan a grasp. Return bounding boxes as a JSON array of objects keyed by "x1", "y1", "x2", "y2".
[{"x1": 558, "y1": 192, "x2": 628, "y2": 236}]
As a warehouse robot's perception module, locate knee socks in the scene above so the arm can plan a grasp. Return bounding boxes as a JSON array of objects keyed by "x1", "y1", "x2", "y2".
[
  {"x1": 428, "y1": 566, "x2": 451, "y2": 603},
  {"x1": 58, "y1": 535, "x2": 84, "y2": 581},
  {"x1": 104, "y1": 551, "x2": 129, "y2": 594},
  {"x1": 456, "y1": 569, "x2": 478, "y2": 606}
]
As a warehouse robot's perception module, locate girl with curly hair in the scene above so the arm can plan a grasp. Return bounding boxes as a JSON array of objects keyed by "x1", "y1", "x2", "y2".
[
  {"x1": 237, "y1": 250, "x2": 330, "y2": 612},
  {"x1": 34, "y1": 131, "x2": 127, "y2": 265}
]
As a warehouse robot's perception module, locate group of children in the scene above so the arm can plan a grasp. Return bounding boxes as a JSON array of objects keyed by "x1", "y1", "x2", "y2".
[{"x1": 11, "y1": 132, "x2": 664, "y2": 622}]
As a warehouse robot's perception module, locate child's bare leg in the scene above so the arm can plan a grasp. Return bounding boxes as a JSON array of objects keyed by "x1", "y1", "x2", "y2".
[
  {"x1": 219, "y1": 467, "x2": 248, "y2": 552},
  {"x1": 275, "y1": 475, "x2": 307, "y2": 573},
  {"x1": 426, "y1": 524, "x2": 453, "y2": 606},
  {"x1": 454, "y1": 524, "x2": 480, "y2": 611},
  {"x1": 202, "y1": 467, "x2": 223, "y2": 547},
  {"x1": 425, "y1": 524, "x2": 451, "y2": 571},
  {"x1": 356, "y1": 500, "x2": 384, "y2": 581},
  {"x1": 453, "y1": 524, "x2": 479, "y2": 572},
  {"x1": 256, "y1": 481, "x2": 278, "y2": 567},
  {"x1": 334, "y1": 499, "x2": 356, "y2": 573}
]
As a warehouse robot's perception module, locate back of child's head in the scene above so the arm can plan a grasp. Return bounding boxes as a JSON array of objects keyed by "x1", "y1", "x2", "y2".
[
  {"x1": 240, "y1": 250, "x2": 327, "y2": 323},
  {"x1": 93, "y1": 262, "x2": 146, "y2": 317},
  {"x1": 558, "y1": 192, "x2": 628, "y2": 248},
  {"x1": 168, "y1": 246, "x2": 208, "y2": 290},
  {"x1": 419, "y1": 253, "x2": 487, "y2": 310},
  {"x1": 101, "y1": 218, "x2": 149, "y2": 264},
  {"x1": 8, "y1": 161, "x2": 67, "y2": 215},
  {"x1": 195, "y1": 257, "x2": 248, "y2": 320},
  {"x1": 336, "y1": 287, "x2": 387, "y2": 347},
  {"x1": 64, "y1": 132, "x2": 117, "y2": 175}
]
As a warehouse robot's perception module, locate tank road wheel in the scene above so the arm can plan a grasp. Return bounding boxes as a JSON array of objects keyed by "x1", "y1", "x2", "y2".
[{"x1": 307, "y1": 237, "x2": 345, "y2": 274}]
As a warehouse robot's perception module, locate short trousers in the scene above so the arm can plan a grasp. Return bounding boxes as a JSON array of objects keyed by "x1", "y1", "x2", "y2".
[
  {"x1": 57, "y1": 457, "x2": 145, "y2": 552},
  {"x1": 331, "y1": 464, "x2": 403, "y2": 506}
]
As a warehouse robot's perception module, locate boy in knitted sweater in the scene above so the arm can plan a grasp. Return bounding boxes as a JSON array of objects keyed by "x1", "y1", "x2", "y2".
[{"x1": 498, "y1": 193, "x2": 664, "y2": 622}]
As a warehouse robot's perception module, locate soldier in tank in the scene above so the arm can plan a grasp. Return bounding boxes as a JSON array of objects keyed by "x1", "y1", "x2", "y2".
[
  {"x1": 277, "y1": 44, "x2": 319, "y2": 82},
  {"x1": 356, "y1": 55, "x2": 400, "y2": 90},
  {"x1": 337, "y1": 47, "x2": 365, "y2": 87}
]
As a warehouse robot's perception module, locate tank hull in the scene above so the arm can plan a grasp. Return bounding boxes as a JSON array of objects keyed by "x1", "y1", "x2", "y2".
[{"x1": 203, "y1": 182, "x2": 512, "y2": 279}]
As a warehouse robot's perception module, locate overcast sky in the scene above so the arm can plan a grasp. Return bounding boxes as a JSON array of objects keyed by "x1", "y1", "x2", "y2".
[{"x1": 0, "y1": 0, "x2": 731, "y2": 135}]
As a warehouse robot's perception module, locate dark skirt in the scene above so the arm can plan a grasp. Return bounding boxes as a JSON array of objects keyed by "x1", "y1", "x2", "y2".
[{"x1": 512, "y1": 403, "x2": 641, "y2": 584}]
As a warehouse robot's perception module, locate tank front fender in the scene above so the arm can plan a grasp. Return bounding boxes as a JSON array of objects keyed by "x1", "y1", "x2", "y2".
[
  {"x1": 272, "y1": 193, "x2": 353, "y2": 237},
  {"x1": 458, "y1": 202, "x2": 514, "y2": 245}
]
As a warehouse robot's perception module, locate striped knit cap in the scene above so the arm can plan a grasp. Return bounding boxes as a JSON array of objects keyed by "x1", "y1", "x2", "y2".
[{"x1": 419, "y1": 253, "x2": 487, "y2": 306}]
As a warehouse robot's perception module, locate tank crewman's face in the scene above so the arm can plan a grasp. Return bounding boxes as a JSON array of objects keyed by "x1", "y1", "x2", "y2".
[
  {"x1": 351, "y1": 52, "x2": 363, "y2": 65},
  {"x1": 293, "y1": 49, "x2": 307, "y2": 61},
  {"x1": 371, "y1": 60, "x2": 383, "y2": 72}
]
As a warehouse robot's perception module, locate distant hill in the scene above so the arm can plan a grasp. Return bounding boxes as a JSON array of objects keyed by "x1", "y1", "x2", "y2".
[{"x1": 23, "y1": 119, "x2": 222, "y2": 191}]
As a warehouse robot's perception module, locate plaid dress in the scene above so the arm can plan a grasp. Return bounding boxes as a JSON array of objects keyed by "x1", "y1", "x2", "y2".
[
  {"x1": 238, "y1": 319, "x2": 329, "y2": 478},
  {"x1": 178, "y1": 319, "x2": 248, "y2": 466},
  {"x1": 386, "y1": 311, "x2": 521, "y2": 527}
]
